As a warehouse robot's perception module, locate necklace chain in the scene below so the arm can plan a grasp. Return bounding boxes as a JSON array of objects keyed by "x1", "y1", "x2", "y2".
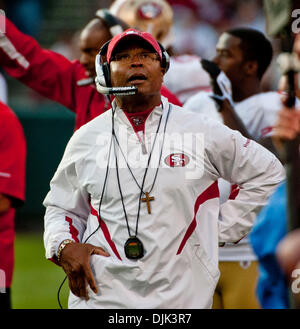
[{"x1": 112, "y1": 102, "x2": 171, "y2": 237}]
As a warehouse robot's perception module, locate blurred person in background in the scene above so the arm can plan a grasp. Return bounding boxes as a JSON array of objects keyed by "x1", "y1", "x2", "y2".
[
  {"x1": 110, "y1": 0, "x2": 211, "y2": 104},
  {"x1": 169, "y1": 1, "x2": 218, "y2": 59},
  {"x1": 250, "y1": 105, "x2": 300, "y2": 309},
  {"x1": 0, "y1": 8, "x2": 181, "y2": 130},
  {"x1": 231, "y1": 0, "x2": 265, "y2": 32},
  {"x1": 184, "y1": 27, "x2": 283, "y2": 309},
  {"x1": 279, "y1": 33, "x2": 300, "y2": 100},
  {"x1": 250, "y1": 36, "x2": 300, "y2": 307},
  {"x1": 185, "y1": 28, "x2": 283, "y2": 152},
  {"x1": 50, "y1": 29, "x2": 81, "y2": 61},
  {"x1": 0, "y1": 100, "x2": 26, "y2": 309}
]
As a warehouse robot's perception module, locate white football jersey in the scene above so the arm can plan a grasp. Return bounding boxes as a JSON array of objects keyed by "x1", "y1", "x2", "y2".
[{"x1": 163, "y1": 55, "x2": 211, "y2": 104}]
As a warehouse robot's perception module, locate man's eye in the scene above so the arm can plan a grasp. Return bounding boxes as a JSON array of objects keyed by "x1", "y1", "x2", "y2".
[
  {"x1": 221, "y1": 51, "x2": 231, "y2": 57},
  {"x1": 117, "y1": 54, "x2": 130, "y2": 61},
  {"x1": 140, "y1": 53, "x2": 150, "y2": 59}
]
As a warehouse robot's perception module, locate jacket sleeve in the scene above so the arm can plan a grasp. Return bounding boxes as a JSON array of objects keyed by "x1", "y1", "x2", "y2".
[
  {"x1": 0, "y1": 102, "x2": 26, "y2": 205},
  {"x1": 205, "y1": 119, "x2": 285, "y2": 243},
  {"x1": 43, "y1": 130, "x2": 90, "y2": 262},
  {"x1": 0, "y1": 17, "x2": 77, "y2": 110}
]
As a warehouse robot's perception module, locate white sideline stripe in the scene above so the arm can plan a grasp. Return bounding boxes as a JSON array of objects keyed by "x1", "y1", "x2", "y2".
[
  {"x1": 0, "y1": 33, "x2": 29, "y2": 69},
  {"x1": 0, "y1": 172, "x2": 11, "y2": 178}
]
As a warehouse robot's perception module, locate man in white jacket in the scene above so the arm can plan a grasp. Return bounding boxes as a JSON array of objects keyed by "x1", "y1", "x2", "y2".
[
  {"x1": 43, "y1": 29, "x2": 284, "y2": 309},
  {"x1": 184, "y1": 28, "x2": 284, "y2": 309}
]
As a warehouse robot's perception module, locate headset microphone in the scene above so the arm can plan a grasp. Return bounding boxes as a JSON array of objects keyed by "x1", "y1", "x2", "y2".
[
  {"x1": 95, "y1": 76, "x2": 138, "y2": 95},
  {"x1": 76, "y1": 77, "x2": 94, "y2": 86}
]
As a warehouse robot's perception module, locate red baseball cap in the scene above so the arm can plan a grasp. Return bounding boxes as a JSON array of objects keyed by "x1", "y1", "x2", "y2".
[{"x1": 106, "y1": 28, "x2": 162, "y2": 64}]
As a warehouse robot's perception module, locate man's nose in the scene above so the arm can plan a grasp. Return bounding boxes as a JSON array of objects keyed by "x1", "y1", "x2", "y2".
[
  {"x1": 130, "y1": 54, "x2": 144, "y2": 65},
  {"x1": 130, "y1": 57, "x2": 143, "y2": 67}
]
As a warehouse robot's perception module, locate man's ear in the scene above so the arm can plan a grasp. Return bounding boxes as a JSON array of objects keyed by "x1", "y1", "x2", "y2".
[{"x1": 244, "y1": 61, "x2": 258, "y2": 77}]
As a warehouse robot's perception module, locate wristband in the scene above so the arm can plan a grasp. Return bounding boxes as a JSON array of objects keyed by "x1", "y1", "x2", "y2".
[{"x1": 57, "y1": 239, "x2": 74, "y2": 263}]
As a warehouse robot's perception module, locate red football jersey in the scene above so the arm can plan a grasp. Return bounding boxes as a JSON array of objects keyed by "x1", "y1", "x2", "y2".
[{"x1": 0, "y1": 101, "x2": 26, "y2": 287}]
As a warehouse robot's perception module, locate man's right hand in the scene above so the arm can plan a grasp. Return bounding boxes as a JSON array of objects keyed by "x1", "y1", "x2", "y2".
[{"x1": 59, "y1": 242, "x2": 110, "y2": 300}]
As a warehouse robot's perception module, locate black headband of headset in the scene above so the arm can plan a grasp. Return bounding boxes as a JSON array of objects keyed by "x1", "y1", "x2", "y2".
[{"x1": 95, "y1": 9, "x2": 124, "y2": 37}]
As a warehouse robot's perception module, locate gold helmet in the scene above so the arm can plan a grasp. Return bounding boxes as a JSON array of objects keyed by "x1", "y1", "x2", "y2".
[{"x1": 109, "y1": 0, "x2": 173, "y2": 47}]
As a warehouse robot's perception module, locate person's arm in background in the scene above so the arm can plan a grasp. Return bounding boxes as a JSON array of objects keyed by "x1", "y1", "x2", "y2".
[
  {"x1": 0, "y1": 17, "x2": 78, "y2": 111},
  {"x1": 217, "y1": 98, "x2": 253, "y2": 139},
  {"x1": 0, "y1": 101, "x2": 26, "y2": 212}
]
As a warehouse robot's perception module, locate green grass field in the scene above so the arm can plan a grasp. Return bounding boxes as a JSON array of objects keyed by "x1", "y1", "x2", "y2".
[{"x1": 12, "y1": 232, "x2": 69, "y2": 309}]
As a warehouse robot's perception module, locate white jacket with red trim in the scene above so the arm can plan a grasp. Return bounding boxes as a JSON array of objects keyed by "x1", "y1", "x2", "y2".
[
  {"x1": 43, "y1": 96, "x2": 284, "y2": 309},
  {"x1": 184, "y1": 91, "x2": 297, "y2": 262}
]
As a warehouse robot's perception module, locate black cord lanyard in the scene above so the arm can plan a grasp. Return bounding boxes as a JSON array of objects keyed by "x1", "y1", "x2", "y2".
[{"x1": 112, "y1": 102, "x2": 171, "y2": 239}]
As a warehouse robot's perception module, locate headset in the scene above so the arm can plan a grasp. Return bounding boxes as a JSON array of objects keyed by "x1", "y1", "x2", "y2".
[
  {"x1": 95, "y1": 8, "x2": 124, "y2": 37},
  {"x1": 77, "y1": 9, "x2": 125, "y2": 87},
  {"x1": 95, "y1": 38, "x2": 170, "y2": 96}
]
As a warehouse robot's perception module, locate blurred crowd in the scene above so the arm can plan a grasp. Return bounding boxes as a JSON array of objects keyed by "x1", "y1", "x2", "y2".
[{"x1": 0, "y1": 0, "x2": 281, "y2": 105}]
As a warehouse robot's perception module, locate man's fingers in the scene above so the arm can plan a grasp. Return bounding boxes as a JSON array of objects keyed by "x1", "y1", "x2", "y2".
[
  {"x1": 68, "y1": 274, "x2": 87, "y2": 299},
  {"x1": 77, "y1": 276, "x2": 89, "y2": 300},
  {"x1": 62, "y1": 244, "x2": 109, "y2": 300},
  {"x1": 84, "y1": 265, "x2": 98, "y2": 295},
  {"x1": 91, "y1": 246, "x2": 110, "y2": 257}
]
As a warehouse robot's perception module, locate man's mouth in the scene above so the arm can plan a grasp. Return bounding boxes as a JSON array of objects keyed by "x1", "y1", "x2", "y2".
[{"x1": 128, "y1": 74, "x2": 147, "y2": 83}]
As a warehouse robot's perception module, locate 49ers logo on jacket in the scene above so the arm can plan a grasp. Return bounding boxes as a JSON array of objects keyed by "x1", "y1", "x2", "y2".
[{"x1": 164, "y1": 153, "x2": 190, "y2": 167}]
